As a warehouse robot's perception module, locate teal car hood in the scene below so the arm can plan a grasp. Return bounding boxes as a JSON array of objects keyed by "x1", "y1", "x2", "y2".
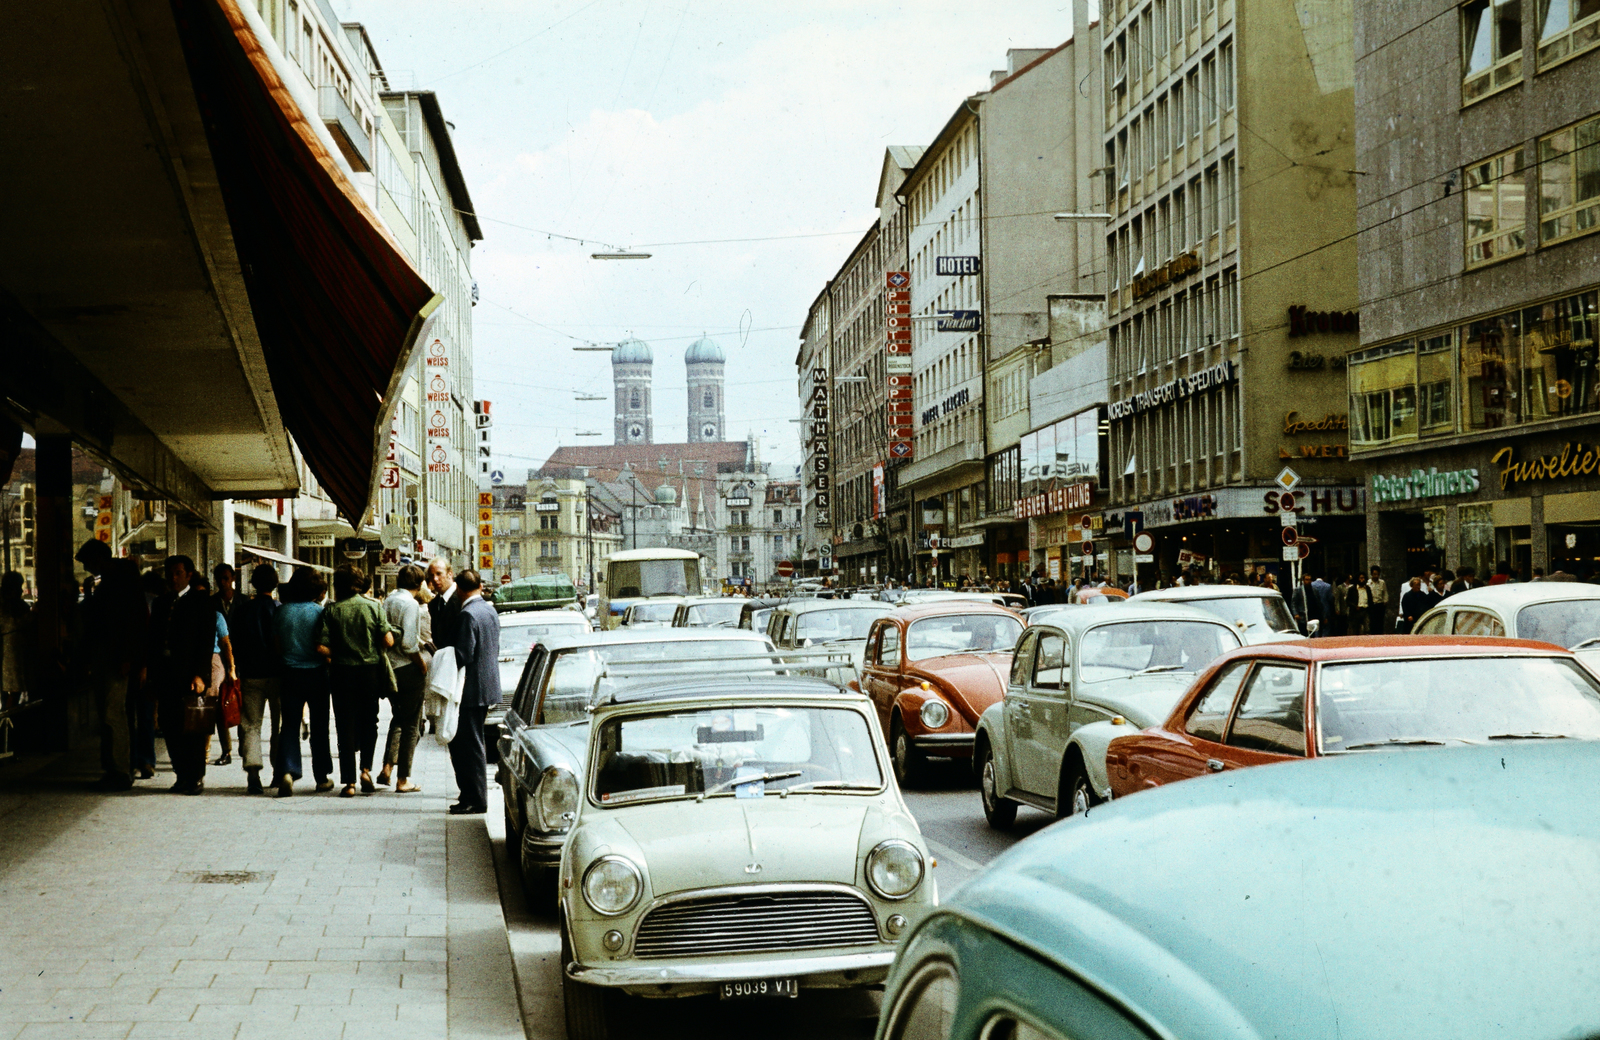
[{"x1": 938, "y1": 742, "x2": 1600, "y2": 1040}]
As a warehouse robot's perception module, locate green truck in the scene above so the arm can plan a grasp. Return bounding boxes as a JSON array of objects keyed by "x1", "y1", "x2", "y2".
[{"x1": 492, "y1": 573, "x2": 580, "y2": 613}]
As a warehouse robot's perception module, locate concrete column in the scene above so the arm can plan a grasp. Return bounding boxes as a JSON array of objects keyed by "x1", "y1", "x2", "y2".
[
  {"x1": 1531, "y1": 490, "x2": 1547, "y2": 575},
  {"x1": 31, "y1": 434, "x2": 72, "y2": 751},
  {"x1": 1444, "y1": 503, "x2": 1461, "y2": 572}
]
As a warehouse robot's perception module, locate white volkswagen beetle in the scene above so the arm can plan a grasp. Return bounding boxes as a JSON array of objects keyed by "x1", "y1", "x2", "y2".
[{"x1": 558, "y1": 677, "x2": 934, "y2": 1039}]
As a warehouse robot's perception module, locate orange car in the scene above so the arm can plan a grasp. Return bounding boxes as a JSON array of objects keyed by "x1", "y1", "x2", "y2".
[{"x1": 855, "y1": 602, "x2": 1024, "y2": 786}]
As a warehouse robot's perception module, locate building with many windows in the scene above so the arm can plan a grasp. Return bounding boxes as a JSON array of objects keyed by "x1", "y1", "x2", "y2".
[
  {"x1": 1100, "y1": 0, "x2": 1364, "y2": 582},
  {"x1": 1351, "y1": 1, "x2": 1600, "y2": 582}
]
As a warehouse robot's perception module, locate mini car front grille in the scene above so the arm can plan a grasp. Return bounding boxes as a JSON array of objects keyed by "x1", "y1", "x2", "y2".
[{"x1": 633, "y1": 889, "x2": 881, "y2": 958}]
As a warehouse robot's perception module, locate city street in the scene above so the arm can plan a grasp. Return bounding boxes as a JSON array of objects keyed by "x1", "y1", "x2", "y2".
[{"x1": 487, "y1": 761, "x2": 1058, "y2": 1040}]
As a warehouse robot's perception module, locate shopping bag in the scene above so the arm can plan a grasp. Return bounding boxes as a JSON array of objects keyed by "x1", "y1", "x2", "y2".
[
  {"x1": 218, "y1": 678, "x2": 242, "y2": 728},
  {"x1": 183, "y1": 695, "x2": 216, "y2": 735}
]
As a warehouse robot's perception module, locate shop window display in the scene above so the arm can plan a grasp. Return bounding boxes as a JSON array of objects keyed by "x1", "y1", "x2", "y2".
[
  {"x1": 1521, "y1": 291, "x2": 1600, "y2": 420},
  {"x1": 1460, "y1": 503, "x2": 1496, "y2": 582},
  {"x1": 1463, "y1": 313, "x2": 1520, "y2": 430}
]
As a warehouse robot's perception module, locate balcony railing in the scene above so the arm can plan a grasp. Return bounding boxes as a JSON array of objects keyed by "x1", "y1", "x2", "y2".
[{"x1": 318, "y1": 85, "x2": 371, "y2": 172}]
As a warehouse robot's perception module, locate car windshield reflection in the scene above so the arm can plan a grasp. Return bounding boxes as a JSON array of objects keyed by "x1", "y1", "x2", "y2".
[
  {"x1": 591, "y1": 705, "x2": 883, "y2": 805},
  {"x1": 1077, "y1": 621, "x2": 1237, "y2": 682},
  {"x1": 794, "y1": 608, "x2": 884, "y2": 643},
  {"x1": 905, "y1": 614, "x2": 1023, "y2": 661},
  {"x1": 1516, "y1": 600, "x2": 1600, "y2": 649},
  {"x1": 1318, "y1": 656, "x2": 1600, "y2": 750},
  {"x1": 686, "y1": 601, "x2": 744, "y2": 625},
  {"x1": 628, "y1": 602, "x2": 678, "y2": 623}
]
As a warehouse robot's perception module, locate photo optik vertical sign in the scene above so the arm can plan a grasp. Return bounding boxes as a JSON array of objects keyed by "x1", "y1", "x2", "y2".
[{"x1": 886, "y1": 271, "x2": 914, "y2": 460}]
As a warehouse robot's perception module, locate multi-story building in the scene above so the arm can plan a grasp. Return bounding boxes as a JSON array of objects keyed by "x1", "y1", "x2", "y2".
[
  {"x1": 1100, "y1": 0, "x2": 1362, "y2": 583},
  {"x1": 1351, "y1": 2, "x2": 1600, "y2": 582},
  {"x1": 825, "y1": 148, "x2": 922, "y2": 586}
]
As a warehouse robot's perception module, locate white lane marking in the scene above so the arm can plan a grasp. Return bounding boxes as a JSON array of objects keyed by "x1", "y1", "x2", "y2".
[{"x1": 924, "y1": 838, "x2": 987, "y2": 875}]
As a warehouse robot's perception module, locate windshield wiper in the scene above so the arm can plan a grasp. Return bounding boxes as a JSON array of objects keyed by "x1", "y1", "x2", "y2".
[
  {"x1": 785, "y1": 781, "x2": 881, "y2": 793},
  {"x1": 1342, "y1": 738, "x2": 1448, "y2": 750},
  {"x1": 696, "y1": 770, "x2": 803, "y2": 801},
  {"x1": 1486, "y1": 732, "x2": 1569, "y2": 740},
  {"x1": 1132, "y1": 664, "x2": 1187, "y2": 676}
]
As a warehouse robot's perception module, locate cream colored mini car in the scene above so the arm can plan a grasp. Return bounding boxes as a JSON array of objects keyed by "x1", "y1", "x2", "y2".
[{"x1": 557, "y1": 677, "x2": 935, "y2": 1039}]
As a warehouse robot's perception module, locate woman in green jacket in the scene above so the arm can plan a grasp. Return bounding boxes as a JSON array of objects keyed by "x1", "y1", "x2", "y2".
[{"x1": 316, "y1": 565, "x2": 396, "y2": 797}]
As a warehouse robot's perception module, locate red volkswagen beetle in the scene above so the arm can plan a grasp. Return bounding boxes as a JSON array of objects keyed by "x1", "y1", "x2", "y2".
[
  {"x1": 854, "y1": 602, "x2": 1023, "y2": 786},
  {"x1": 1107, "y1": 636, "x2": 1600, "y2": 798}
]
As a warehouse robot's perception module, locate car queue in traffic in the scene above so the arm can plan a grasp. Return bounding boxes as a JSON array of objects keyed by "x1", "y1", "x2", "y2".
[{"x1": 485, "y1": 572, "x2": 1600, "y2": 1040}]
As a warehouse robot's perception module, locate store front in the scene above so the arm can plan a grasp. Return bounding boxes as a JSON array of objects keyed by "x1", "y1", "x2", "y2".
[
  {"x1": 1121, "y1": 486, "x2": 1368, "y2": 583},
  {"x1": 1365, "y1": 434, "x2": 1600, "y2": 583}
]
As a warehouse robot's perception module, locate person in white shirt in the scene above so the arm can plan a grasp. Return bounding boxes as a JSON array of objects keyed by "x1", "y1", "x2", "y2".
[{"x1": 377, "y1": 565, "x2": 428, "y2": 792}]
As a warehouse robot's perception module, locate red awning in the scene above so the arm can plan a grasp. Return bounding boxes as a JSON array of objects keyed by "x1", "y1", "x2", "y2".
[{"x1": 169, "y1": 0, "x2": 440, "y2": 524}]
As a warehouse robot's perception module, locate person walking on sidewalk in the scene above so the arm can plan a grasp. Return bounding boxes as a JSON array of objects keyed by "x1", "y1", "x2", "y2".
[
  {"x1": 1, "y1": 573, "x2": 33, "y2": 716},
  {"x1": 447, "y1": 569, "x2": 499, "y2": 815},
  {"x1": 231, "y1": 564, "x2": 283, "y2": 795},
  {"x1": 273, "y1": 568, "x2": 333, "y2": 795},
  {"x1": 209, "y1": 563, "x2": 239, "y2": 765},
  {"x1": 316, "y1": 565, "x2": 396, "y2": 798},
  {"x1": 148, "y1": 556, "x2": 217, "y2": 794},
  {"x1": 1368, "y1": 566, "x2": 1390, "y2": 634},
  {"x1": 74, "y1": 539, "x2": 147, "y2": 791},
  {"x1": 425, "y1": 558, "x2": 462, "y2": 651},
  {"x1": 377, "y1": 564, "x2": 428, "y2": 793}
]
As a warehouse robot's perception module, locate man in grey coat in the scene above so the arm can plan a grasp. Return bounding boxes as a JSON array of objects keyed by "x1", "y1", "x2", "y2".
[{"x1": 447, "y1": 569, "x2": 499, "y2": 815}]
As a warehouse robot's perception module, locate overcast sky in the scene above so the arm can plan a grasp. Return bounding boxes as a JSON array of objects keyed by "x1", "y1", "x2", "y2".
[{"x1": 344, "y1": 0, "x2": 1077, "y2": 480}]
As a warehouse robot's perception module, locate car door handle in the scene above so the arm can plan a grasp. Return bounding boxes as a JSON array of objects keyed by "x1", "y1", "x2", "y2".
[{"x1": 1206, "y1": 758, "x2": 1226, "y2": 773}]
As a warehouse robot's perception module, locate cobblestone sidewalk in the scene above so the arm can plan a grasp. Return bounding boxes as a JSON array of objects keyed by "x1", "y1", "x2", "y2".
[{"x1": 0, "y1": 729, "x2": 524, "y2": 1040}]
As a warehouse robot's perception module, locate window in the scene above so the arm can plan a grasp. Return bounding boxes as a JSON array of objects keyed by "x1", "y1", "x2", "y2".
[
  {"x1": 1465, "y1": 147, "x2": 1528, "y2": 266},
  {"x1": 1203, "y1": 165, "x2": 1219, "y2": 239},
  {"x1": 1226, "y1": 664, "x2": 1307, "y2": 756},
  {"x1": 1453, "y1": 609, "x2": 1506, "y2": 635},
  {"x1": 879, "y1": 624, "x2": 900, "y2": 665},
  {"x1": 1033, "y1": 633, "x2": 1066, "y2": 689},
  {"x1": 1539, "y1": 0, "x2": 1600, "y2": 65},
  {"x1": 1171, "y1": 81, "x2": 1185, "y2": 150},
  {"x1": 1201, "y1": 56, "x2": 1217, "y2": 125},
  {"x1": 1521, "y1": 290, "x2": 1600, "y2": 420},
  {"x1": 1221, "y1": 154, "x2": 1237, "y2": 227},
  {"x1": 1538, "y1": 115, "x2": 1600, "y2": 245},
  {"x1": 1218, "y1": 42, "x2": 1235, "y2": 111},
  {"x1": 1186, "y1": 660, "x2": 1251, "y2": 742},
  {"x1": 703, "y1": 388, "x2": 715, "y2": 409},
  {"x1": 629, "y1": 389, "x2": 641, "y2": 409},
  {"x1": 1462, "y1": 0, "x2": 1523, "y2": 102},
  {"x1": 1463, "y1": 312, "x2": 1520, "y2": 429},
  {"x1": 1010, "y1": 632, "x2": 1038, "y2": 686},
  {"x1": 1414, "y1": 612, "x2": 1450, "y2": 636},
  {"x1": 773, "y1": 534, "x2": 784, "y2": 554}
]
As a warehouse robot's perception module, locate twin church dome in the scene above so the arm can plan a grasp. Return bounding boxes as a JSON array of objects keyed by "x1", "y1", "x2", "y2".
[{"x1": 611, "y1": 334, "x2": 726, "y2": 445}]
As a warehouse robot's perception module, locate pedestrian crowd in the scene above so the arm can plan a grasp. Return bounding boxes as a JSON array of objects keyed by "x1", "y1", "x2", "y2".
[{"x1": 0, "y1": 544, "x2": 499, "y2": 814}]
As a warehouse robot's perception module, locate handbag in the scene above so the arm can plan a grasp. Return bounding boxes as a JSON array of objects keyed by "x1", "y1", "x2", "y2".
[
  {"x1": 183, "y1": 694, "x2": 216, "y2": 734},
  {"x1": 218, "y1": 678, "x2": 242, "y2": 728}
]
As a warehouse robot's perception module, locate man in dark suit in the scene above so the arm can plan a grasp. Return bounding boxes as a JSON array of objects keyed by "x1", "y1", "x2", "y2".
[
  {"x1": 447, "y1": 569, "x2": 500, "y2": 815},
  {"x1": 1290, "y1": 573, "x2": 1327, "y2": 636},
  {"x1": 146, "y1": 555, "x2": 219, "y2": 794},
  {"x1": 425, "y1": 558, "x2": 462, "y2": 651}
]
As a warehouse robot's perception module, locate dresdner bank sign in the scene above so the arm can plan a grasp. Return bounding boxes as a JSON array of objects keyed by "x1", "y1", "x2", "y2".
[{"x1": 1108, "y1": 361, "x2": 1236, "y2": 419}]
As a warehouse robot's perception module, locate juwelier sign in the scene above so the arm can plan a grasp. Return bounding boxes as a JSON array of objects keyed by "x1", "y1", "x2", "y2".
[{"x1": 1492, "y1": 443, "x2": 1600, "y2": 489}]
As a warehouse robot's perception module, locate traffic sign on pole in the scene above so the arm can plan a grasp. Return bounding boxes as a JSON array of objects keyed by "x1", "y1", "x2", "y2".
[
  {"x1": 1281, "y1": 527, "x2": 1299, "y2": 547},
  {"x1": 776, "y1": 560, "x2": 794, "y2": 578}
]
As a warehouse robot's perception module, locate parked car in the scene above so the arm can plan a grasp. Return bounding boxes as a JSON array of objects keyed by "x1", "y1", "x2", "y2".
[
  {"x1": 736, "y1": 597, "x2": 783, "y2": 633},
  {"x1": 877, "y1": 740, "x2": 1600, "y2": 1040},
  {"x1": 619, "y1": 597, "x2": 686, "y2": 629},
  {"x1": 857, "y1": 603, "x2": 1024, "y2": 785},
  {"x1": 897, "y1": 589, "x2": 1019, "y2": 609},
  {"x1": 559, "y1": 678, "x2": 934, "y2": 1039},
  {"x1": 765, "y1": 599, "x2": 894, "y2": 675},
  {"x1": 1107, "y1": 635, "x2": 1600, "y2": 798},
  {"x1": 669, "y1": 596, "x2": 746, "y2": 628},
  {"x1": 490, "y1": 608, "x2": 592, "y2": 759},
  {"x1": 974, "y1": 603, "x2": 1241, "y2": 827},
  {"x1": 1132, "y1": 584, "x2": 1302, "y2": 644},
  {"x1": 1412, "y1": 583, "x2": 1600, "y2": 667},
  {"x1": 495, "y1": 629, "x2": 776, "y2": 892}
]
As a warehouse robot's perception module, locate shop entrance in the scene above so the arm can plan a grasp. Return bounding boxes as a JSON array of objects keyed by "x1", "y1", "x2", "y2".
[
  {"x1": 1394, "y1": 509, "x2": 1446, "y2": 579},
  {"x1": 1495, "y1": 525, "x2": 1532, "y2": 582},
  {"x1": 1546, "y1": 522, "x2": 1600, "y2": 580}
]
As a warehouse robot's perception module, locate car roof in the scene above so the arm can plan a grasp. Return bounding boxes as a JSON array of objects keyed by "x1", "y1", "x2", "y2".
[
  {"x1": 938, "y1": 741, "x2": 1600, "y2": 1039},
  {"x1": 1134, "y1": 585, "x2": 1287, "y2": 601},
  {"x1": 1195, "y1": 634, "x2": 1570, "y2": 663},
  {"x1": 607, "y1": 548, "x2": 699, "y2": 561},
  {"x1": 772, "y1": 599, "x2": 894, "y2": 615},
  {"x1": 677, "y1": 596, "x2": 745, "y2": 606},
  {"x1": 1023, "y1": 602, "x2": 1232, "y2": 633},
  {"x1": 537, "y1": 629, "x2": 771, "y2": 653},
  {"x1": 499, "y1": 610, "x2": 588, "y2": 627},
  {"x1": 1422, "y1": 583, "x2": 1600, "y2": 611},
  {"x1": 888, "y1": 601, "x2": 1022, "y2": 623},
  {"x1": 594, "y1": 677, "x2": 867, "y2": 710}
]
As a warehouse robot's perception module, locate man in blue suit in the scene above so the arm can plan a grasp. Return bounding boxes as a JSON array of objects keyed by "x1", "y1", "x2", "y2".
[{"x1": 447, "y1": 569, "x2": 500, "y2": 815}]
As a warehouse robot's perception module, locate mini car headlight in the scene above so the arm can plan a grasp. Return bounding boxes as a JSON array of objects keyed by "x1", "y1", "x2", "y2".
[
  {"x1": 534, "y1": 766, "x2": 580, "y2": 831},
  {"x1": 866, "y1": 839, "x2": 924, "y2": 900},
  {"x1": 582, "y1": 856, "x2": 643, "y2": 916},
  {"x1": 919, "y1": 698, "x2": 950, "y2": 729}
]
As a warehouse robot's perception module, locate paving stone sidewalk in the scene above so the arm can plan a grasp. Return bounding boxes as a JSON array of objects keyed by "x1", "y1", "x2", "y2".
[{"x1": 0, "y1": 727, "x2": 524, "y2": 1040}]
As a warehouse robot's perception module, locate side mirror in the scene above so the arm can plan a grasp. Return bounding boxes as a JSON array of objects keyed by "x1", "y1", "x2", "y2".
[{"x1": 1307, "y1": 619, "x2": 1321, "y2": 636}]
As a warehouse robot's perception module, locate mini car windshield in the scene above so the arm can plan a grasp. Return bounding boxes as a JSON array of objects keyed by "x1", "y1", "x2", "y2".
[
  {"x1": 795, "y1": 608, "x2": 884, "y2": 643},
  {"x1": 1078, "y1": 621, "x2": 1238, "y2": 682},
  {"x1": 1317, "y1": 655, "x2": 1600, "y2": 750},
  {"x1": 591, "y1": 705, "x2": 884, "y2": 805},
  {"x1": 686, "y1": 601, "x2": 744, "y2": 626},
  {"x1": 1515, "y1": 600, "x2": 1600, "y2": 649},
  {"x1": 1183, "y1": 595, "x2": 1298, "y2": 634},
  {"x1": 540, "y1": 640, "x2": 763, "y2": 725},
  {"x1": 905, "y1": 614, "x2": 1023, "y2": 661},
  {"x1": 629, "y1": 602, "x2": 678, "y2": 623}
]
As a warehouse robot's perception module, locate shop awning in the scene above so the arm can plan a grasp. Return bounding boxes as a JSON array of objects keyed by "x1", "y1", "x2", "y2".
[
  {"x1": 238, "y1": 543, "x2": 332, "y2": 573},
  {"x1": 171, "y1": 0, "x2": 441, "y2": 525}
]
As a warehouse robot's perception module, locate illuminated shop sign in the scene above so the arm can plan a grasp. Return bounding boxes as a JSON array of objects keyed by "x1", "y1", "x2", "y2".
[
  {"x1": 1108, "y1": 361, "x2": 1235, "y2": 419},
  {"x1": 1370, "y1": 467, "x2": 1482, "y2": 503}
]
